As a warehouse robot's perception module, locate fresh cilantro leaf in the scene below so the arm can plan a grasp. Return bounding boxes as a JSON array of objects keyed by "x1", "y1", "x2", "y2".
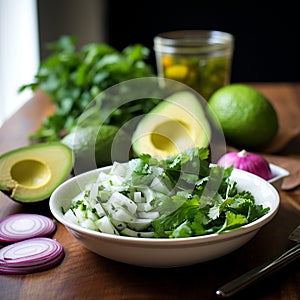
[
  {"x1": 152, "y1": 196, "x2": 199, "y2": 237},
  {"x1": 19, "y1": 36, "x2": 157, "y2": 142},
  {"x1": 218, "y1": 212, "x2": 248, "y2": 233},
  {"x1": 171, "y1": 221, "x2": 193, "y2": 238}
]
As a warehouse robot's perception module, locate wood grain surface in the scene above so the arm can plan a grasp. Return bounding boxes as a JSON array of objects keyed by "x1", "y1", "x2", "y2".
[{"x1": 0, "y1": 83, "x2": 300, "y2": 300}]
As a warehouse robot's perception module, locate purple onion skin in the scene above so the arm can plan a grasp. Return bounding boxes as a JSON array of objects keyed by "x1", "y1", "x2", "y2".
[{"x1": 217, "y1": 150, "x2": 273, "y2": 180}]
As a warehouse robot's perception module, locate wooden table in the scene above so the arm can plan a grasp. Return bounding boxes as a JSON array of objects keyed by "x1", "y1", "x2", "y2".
[{"x1": 1, "y1": 83, "x2": 300, "y2": 300}]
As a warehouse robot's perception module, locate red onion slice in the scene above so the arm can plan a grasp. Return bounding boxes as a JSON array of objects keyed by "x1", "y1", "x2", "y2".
[
  {"x1": 0, "y1": 213, "x2": 56, "y2": 243},
  {"x1": 0, "y1": 237, "x2": 64, "y2": 274}
]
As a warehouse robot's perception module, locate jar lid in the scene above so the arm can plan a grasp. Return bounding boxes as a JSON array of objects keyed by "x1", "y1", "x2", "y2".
[{"x1": 154, "y1": 30, "x2": 234, "y2": 55}]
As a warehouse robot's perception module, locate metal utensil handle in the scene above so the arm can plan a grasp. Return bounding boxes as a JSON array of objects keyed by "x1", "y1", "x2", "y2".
[{"x1": 216, "y1": 243, "x2": 300, "y2": 298}]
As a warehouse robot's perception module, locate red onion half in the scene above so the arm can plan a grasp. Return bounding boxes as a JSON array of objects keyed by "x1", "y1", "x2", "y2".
[
  {"x1": 0, "y1": 213, "x2": 56, "y2": 243},
  {"x1": 0, "y1": 237, "x2": 64, "y2": 274},
  {"x1": 217, "y1": 150, "x2": 273, "y2": 180}
]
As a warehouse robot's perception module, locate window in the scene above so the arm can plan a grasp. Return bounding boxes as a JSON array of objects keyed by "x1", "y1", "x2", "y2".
[{"x1": 0, "y1": 0, "x2": 39, "y2": 126}]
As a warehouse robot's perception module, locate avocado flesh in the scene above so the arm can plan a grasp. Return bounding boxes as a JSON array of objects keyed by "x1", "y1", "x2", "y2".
[
  {"x1": 0, "y1": 142, "x2": 73, "y2": 203},
  {"x1": 132, "y1": 91, "x2": 211, "y2": 158}
]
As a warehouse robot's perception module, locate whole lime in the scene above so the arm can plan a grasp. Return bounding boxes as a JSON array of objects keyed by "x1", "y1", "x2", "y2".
[
  {"x1": 62, "y1": 125, "x2": 130, "y2": 170},
  {"x1": 208, "y1": 84, "x2": 278, "y2": 149}
]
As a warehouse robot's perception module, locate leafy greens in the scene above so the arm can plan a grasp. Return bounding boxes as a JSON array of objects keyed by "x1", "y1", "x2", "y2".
[{"x1": 19, "y1": 36, "x2": 158, "y2": 141}]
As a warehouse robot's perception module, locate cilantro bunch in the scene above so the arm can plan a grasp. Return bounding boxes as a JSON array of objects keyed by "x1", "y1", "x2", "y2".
[{"x1": 19, "y1": 36, "x2": 157, "y2": 141}]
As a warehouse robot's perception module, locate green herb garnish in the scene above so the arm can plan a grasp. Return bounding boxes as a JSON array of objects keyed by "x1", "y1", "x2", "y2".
[{"x1": 19, "y1": 35, "x2": 157, "y2": 141}]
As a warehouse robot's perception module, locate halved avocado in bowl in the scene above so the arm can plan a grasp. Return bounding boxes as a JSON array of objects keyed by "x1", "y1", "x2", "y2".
[{"x1": 0, "y1": 142, "x2": 73, "y2": 203}]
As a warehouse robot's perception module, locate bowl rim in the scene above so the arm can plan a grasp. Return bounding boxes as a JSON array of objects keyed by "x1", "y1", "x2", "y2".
[
  {"x1": 49, "y1": 165, "x2": 280, "y2": 246},
  {"x1": 268, "y1": 163, "x2": 290, "y2": 183}
]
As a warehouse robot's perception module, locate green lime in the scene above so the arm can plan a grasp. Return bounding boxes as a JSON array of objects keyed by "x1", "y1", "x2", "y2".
[
  {"x1": 62, "y1": 125, "x2": 130, "y2": 168},
  {"x1": 208, "y1": 84, "x2": 278, "y2": 149}
]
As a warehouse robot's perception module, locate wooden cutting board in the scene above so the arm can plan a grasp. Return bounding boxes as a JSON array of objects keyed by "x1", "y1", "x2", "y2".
[
  {"x1": 237, "y1": 84, "x2": 300, "y2": 190},
  {"x1": 253, "y1": 83, "x2": 300, "y2": 154}
]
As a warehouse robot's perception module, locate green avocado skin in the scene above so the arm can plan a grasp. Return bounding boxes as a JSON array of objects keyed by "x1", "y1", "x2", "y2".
[{"x1": 0, "y1": 142, "x2": 73, "y2": 203}]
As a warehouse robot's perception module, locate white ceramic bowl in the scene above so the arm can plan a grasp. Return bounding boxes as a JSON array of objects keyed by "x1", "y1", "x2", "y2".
[
  {"x1": 268, "y1": 163, "x2": 290, "y2": 190},
  {"x1": 49, "y1": 166, "x2": 280, "y2": 268}
]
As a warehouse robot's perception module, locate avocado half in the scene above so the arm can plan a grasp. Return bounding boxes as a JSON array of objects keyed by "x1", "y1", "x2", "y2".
[
  {"x1": 0, "y1": 142, "x2": 73, "y2": 203},
  {"x1": 132, "y1": 91, "x2": 211, "y2": 158}
]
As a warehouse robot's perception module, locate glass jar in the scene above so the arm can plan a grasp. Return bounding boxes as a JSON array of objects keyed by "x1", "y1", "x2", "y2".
[{"x1": 154, "y1": 30, "x2": 234, "y2": 100}]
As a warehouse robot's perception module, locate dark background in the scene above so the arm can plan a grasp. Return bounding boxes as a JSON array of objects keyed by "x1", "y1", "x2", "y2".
[{"x1": 37, "y1": 0, "x2": 300, "y2": 83}]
